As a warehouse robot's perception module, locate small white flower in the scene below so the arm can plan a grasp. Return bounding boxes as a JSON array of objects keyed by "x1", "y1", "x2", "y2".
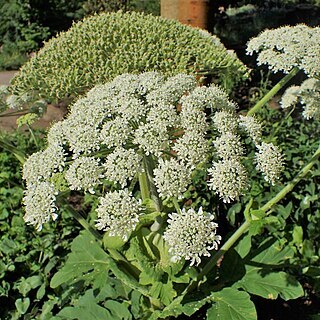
[
  {"x1": 208, "y1": 159, "x2": 248, "y2": 203},
  {"x1": 147, "y1": 73, "x2": 196, "y2": 105},
  {"x1": 104, "y1": 147, "x2": 142, "y2": 187},
  {"x1": 153, "y1": 158, "x2": 192, "y2": 199},
  {"x1": 180, "y1": 85, "x2": 237, "y2": 111},
  {"x1": 280, "y1": 86, "x2": 300, "y2": 109},
  {"x1": 239, "y1": 115, "x2": 262, "y2": 144},
  {"x1": 23, "y1": 145, "x2": 65, "y2": 186},
  {"x1": 163, "y1": 207, "x2": 221, "y2": 266},
  {"x1": 247, "y1": 24, "x2": 320, "y2": 77},
  {"x1": 213, "y1": 132, "x2": 244, "y2": 161},
  {"x1": 133, "y1": 123, "x2": 169, "y2": 156},
  {"x1": 100, "y1": 117, "x2": 132, "y2": 148},
  {"x1": 95, "y1": 189, "x2": 142, "y2": 240},
  {"x1": 65, "y1": 156, "x2": 104, "y2": 193},
  {"x1": 212, "y1": 110, "x2": 239, "y2": 134},
  {"x1": 255, "y1": 142, "x2": 285, "y2": 185},
  {"x1": 23, "y1": 182, "x2": 58, "y2": 231},
  {"x1": 47, "y1": 121, "x2": 68, "y2": 146},
  {"x1": 173, "y1": 130, "x2": 209, "y2": 167}
]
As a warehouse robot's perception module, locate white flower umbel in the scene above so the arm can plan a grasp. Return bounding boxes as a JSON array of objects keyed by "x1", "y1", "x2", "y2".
[
  {"x1": 181, "y1": 85, "x2": 237, "y2": 112},
  {"x1": 153, "y1": 158, "x2": 192, "y2": 199},
  {"x1": 104, "y1": 147, "x2": 142, "y2": 187},
  {"x1": 95, "y1": 189, "x2": 142, "y2": 240},
  {"x1": 65, "y1": 156, "x2": 104, "y2": 193},
  {"x1": 280, "y1": 86, "x2": 300, "y2": 109},
  {"x1": 23, "y1": 145, "x2": 65, "y2": 186},
  {"x1": 173, "y1": 130, "x2": 209, "y2": 167},
  {"x1": 180, "y1": 101, "x2": 208, "y2": 133},
  {"x1": 133, "y1": 123, "x2": 169, "y2": 156},
  {"x1": 208, "y1": 159, "x2": 248, "y2": 203},
  {"x1": 47, "y1": 121, "x2": 68, "y2": 147},
  {"x1": 239, "y1": 115, "x2": 262, "y2": 144},
  {"x1": 146, "y1": 74, "x2": 196, "y2": 105},
  {"x1": 100, "y1": 117, "x2": 132, "y2": 148},
  {"x1": 299, "y1": 78, "x2": 320, "y2": 120},
  {"x1": 163, "y1": 207, "x2": 221, "y2": 266},
  {"x1": 23, "y1": 182, "x2": 58, "y2": 231},
  {"x1": 247, "y1": 24, "x2": 320, "y2": 76},
  {"x1": 212, "y1": 110, "x2": 239, "y2": 134},
  {"x1": 146, "y1": 102, "x2": 179, "y2": 130},
  {"x1": 213, "y1": 132, "x2": 244, "y2": 161},
  {"x1": 63, "y1": 118, "x2": 102, "y2": 158},
  {"x1": 255, "y1": 142, "x2": 285, "y2": 185}
]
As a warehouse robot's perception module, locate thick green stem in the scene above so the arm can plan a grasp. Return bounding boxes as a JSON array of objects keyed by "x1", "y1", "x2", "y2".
[
  {"x1": 247, "y1": 67, "x2": 299, "y2": 116},
  {"x1": 172, "y1": 144, "x2": 320, "y2": 301},
  {"x1": 143, "y1": 156, "x2": 162, "y2": 212},
  {"x1": 172, "y1": 197, "x2": 182, "y2": 214},
  {"x1": 198, "y1": 144, "x2": 320, "y2": 281},
  {"x1": 64, "y1": 204, "x2": 102, "y2": 241},
  {"x1": 138, "y1": 172, "x2": 150, "y2": 201}
]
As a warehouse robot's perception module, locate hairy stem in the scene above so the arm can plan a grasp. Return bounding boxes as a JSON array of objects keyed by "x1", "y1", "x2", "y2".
[{"x1": 247, "y1": 67, "x2": 299, "y2": 116}]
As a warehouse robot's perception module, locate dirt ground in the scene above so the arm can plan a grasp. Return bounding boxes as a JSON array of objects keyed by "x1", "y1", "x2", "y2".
[{"x1": 0, "y1": 71, "x2": 65, "y2": 132}]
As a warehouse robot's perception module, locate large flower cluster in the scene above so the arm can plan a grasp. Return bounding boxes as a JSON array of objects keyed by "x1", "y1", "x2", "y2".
[
  {"x1": 22, "y1": 72, "x2": 285, "y2": 264},
  {"x1": 247, "y1": 24, "x2": 320, "y2": 77}
]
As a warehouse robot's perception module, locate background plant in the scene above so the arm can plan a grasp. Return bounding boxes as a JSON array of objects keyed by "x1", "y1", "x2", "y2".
[
  {"x1": 10, "y1": 11, "x2": 248, "y2": 104},
  {"x1": 0, "y1": 130, "x2": 82, "y2": 319}
]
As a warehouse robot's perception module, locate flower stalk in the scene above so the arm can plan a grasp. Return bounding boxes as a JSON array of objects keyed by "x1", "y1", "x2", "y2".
[
  {"x1": 247, "y1": 67, "x2": 299, "y2": 116},
  {"x1": 181, "y1": 143, "x2": 320, "y2": 294}
]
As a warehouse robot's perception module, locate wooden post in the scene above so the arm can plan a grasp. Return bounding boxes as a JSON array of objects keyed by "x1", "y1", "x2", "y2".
[{"x1": 161, "y1": 0, "x2": 210, "y2": 30}]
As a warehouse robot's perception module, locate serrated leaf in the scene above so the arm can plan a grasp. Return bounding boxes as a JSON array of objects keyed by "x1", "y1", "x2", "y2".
[
  {"x1": 149, "y1": 295, "x2": 209, "y2": 320},
  {"x1": 50, "y1": 231, "x2": 110, "y2": 288},
  {"x1": 207, "y1": 288, "x2": 257, "y2": 320},
  {"x1": 104, "y1": 300, "x2": 132, "y2": 320},
  {"x1": 237, "y1": 268, "x2": 304, "y2": 300},
  {"x1": 150, "y1": 281, "x2": 177, "y2": 306},
  {"x1": 58, "y1": 290, "x2": 114, "y2": 320}
]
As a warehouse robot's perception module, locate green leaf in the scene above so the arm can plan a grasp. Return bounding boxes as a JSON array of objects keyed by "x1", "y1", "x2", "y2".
[
  {"x1": 58, "y1": 290, "x2": 111, "y2": 319},
  {"x1": 149, "y1": 295, "x2": 210, "y2": 320},
  {"x1": 237, "y1": 268, "x2": 304, "y2": 300},
  {"x1": 150, "y1": 281, "x2": 177, "y2": 306},
  {"x1": 249, "y1": 239, "x2": 294, "y2": 265},
  {"x1": 235, "y1": 234, "x2": 252, "y2": 259},
  {"x1": 220, "y1": 249, "x2": 246, "y2": 284},
  {"x1": 249, "y1": 220, "x2": 265, "y2": 236},
  {"x1": 50, "y1": 231, "x2": 110, "y2": 288},
  {"x1": 104, "y1": 300, "x2": 132, "y2": 320},
  {"x1": 15, "y1": 297, "x2": 30, "y2": 315},
  {"x1": 207, "y1": 288, "x2": 257, "y2": 320}
]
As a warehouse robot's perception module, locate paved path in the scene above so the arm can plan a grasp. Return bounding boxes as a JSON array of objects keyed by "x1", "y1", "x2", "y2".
[
  {"x1": 0, "y1": 70, "x2": 18, "y2": 85},
  {"x1": 0, "y1": 70, "x2": 66, "y2": 132}
]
